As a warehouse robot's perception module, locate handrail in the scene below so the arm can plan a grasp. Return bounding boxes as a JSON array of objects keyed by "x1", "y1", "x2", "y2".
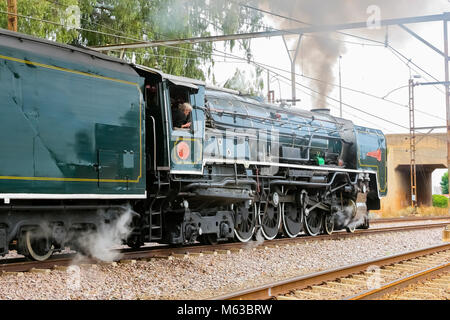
[{"x1": 150, "y1": 116, "x2": 157, "y2": 170}]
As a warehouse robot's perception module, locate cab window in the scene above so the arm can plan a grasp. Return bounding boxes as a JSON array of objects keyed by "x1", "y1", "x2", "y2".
[{"x1": 169, "y1": 84, "x2": 192, "y2": 131}]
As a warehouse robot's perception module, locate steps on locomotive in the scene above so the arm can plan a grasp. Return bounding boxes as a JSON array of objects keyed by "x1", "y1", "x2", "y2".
[{"x1": 148, "y1": 210, "x2": 163, "y2": 241}]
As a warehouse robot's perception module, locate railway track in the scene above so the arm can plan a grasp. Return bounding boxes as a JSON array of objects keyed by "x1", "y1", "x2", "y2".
[
  {"x1": 210, "y1": 242, "x2": 450, "y2": 300},
  {"x1": 370, "y1": 216, "x2": 450, "y2": 224},
  {"x1": 1, "y1": 222, "x2": 448, "y2": 274}
]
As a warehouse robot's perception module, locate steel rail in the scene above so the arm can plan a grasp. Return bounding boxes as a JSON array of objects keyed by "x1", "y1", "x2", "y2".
[
  {"x1": 0, "y1": 223, "x2": 448, "y2": 273},
  {"x1": 370, "y1": 216, "x2": 450, "y2": 224},
  {"x1": 346, "y1": 262, "x2": 450, "y2": 300},
  {"x1": 209, "y1": 242, "x2": 450, "y2": 300}
]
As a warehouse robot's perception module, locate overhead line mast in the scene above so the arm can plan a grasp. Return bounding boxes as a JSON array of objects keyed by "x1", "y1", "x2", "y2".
[{"x1": 90, "y1": 13, "x2": 449, "y2": 51}]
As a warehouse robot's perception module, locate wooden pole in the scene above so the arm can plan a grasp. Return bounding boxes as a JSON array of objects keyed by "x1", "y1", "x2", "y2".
[{"x1": 7, "y1": 0, "x2": 17, "y2": 32}]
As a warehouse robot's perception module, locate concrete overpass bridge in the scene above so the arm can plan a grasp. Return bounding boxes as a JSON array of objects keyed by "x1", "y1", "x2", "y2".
[{"x1": 380, "y1": 133, "x2": 447, "y2": 213}]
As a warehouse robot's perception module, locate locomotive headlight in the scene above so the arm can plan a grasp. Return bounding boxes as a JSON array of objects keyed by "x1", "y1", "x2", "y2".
[{"x1": 176, "y1": 141, "x2": 190, "y2": 160}]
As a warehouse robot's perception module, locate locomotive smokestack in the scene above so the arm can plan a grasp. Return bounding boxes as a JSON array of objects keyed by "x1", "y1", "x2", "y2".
[{"x1": 311, "y1": 108, "x2": 331, "y2": 115}]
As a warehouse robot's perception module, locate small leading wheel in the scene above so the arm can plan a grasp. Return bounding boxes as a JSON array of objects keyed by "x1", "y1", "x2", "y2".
[
  {"x1": 126, "y1": 237, "x2": 144, "y2": 250},
  {"x1": 346, "y1": 200, "x2": 357, "y2": 233},
  {"x1": 199, "y1": 234, "x2": 219, "y2": 245},
  {"x1": 346, "y1": 224, "x2": 356, "y2": 233},
  {"x1": 258, "y1": 203, "x2": 281, "y2": 240},
  {"x1": 234, "y1": 204, "x2": 257, "y2": 243},
  {"x1": 303, "y1": 209, "x2": 323, "y2": 237},
  {"x1": 20, "y1": 227, "x2": 54, "y2": 261},
  {"x1": 282, "y1": 202, "x2": 303, "y2": 238},
  {"x1": 323, "y1": 214, "x2": 334, "y2": 235}
]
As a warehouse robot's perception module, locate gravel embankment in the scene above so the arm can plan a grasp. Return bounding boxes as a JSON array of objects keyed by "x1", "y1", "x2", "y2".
[{"x1": 0, "y1": 227, "x2": 447, "y2": 300}]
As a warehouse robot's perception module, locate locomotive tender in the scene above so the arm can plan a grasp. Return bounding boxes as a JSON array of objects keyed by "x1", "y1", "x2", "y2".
[{"x1": 0, "y1": 29, "x2": 387, "y2": 260}]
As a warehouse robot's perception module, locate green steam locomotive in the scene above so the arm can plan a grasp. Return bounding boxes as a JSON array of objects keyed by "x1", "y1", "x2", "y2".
[{"x1": 0, "y1": 29, "x2": 386, "y2": 260}]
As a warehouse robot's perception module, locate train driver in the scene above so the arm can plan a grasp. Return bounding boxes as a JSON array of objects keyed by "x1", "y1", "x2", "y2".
[{"x1": 173, "y1": 102, "x2": 193, "y2": 129}]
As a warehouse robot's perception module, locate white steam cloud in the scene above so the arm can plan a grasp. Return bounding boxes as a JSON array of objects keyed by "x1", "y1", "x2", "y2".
[{"x1": 72, "y1": 207, "x2": 135, "y2": 263}]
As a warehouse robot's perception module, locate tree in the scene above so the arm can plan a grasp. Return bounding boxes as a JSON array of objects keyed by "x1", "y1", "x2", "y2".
[
  {"x1": 0, "y1": 0, "x2": 264, "y2": 81},
  {"x1": 224, "y1": 66, "x2": 265, "y2": 97},
  {"x1": 441, "y1": 172, "x2": 449, "y2": 195},
  {"x1": 0, "y1": 0, "x2": 80, "y2": 43}
]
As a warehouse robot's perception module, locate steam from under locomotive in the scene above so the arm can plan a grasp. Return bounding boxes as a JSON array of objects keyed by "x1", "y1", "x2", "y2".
[
  {"x1": 73, "y1": 207, "x2": 135, "y2": 262},
  {"x1": 259, "y1": 0, "x2": 434, "y2": 109}
]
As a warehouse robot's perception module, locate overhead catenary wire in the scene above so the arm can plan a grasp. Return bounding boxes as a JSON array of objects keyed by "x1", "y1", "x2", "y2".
[
  {"x1": 3, "y1": 4, "x2": 442, "y2": 105},
  {"x1": 234, "y1": 52, "x2": 445, "y2": 122},
  {"x1": 210, "y1": 46, "x2": 441, "y2": 126},
  {"x1": 116, "y1": 44, "x2": 408, "y2": 130},
  {"x1": 274, "y1": 75, "x2": 394, "y2": 132},
  {"x1": 387, "y1": 45, "x2": 446, "y2": 95},
  {"x1": 196, "y1": 4, "x2": 445, "y2": 122},
  {"x1": 119, "y1": 46, "x2": 397, "y2": 130},
  {"x1": 0, "y1": 5, "x2": 396, "y2": 132},
  {"x1": 235, "y1": 1, "x2": 445, "y2": 95},
  {"x1": 233, "y1": 1, "x2": 391, "y2": 46},
  {"x1": 0, "y1": 5, "x2": 432, "y2": 130},
  {"x1": 252, "y1": 60, "x2": 410, "y2": 130},
  {"x1": 38, "y1": 0, "x2": 446, "y2": 94},
  {"x1": 0, "y1": 9, "x2": 146, "y2": 42},
  {"x1": 198, "y1": 18, "x2": 443, "y2": 121}
]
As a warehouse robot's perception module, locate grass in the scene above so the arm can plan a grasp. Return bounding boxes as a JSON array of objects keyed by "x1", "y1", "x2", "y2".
[{"x1": 373, "y1": 206, "x2": 450, "y2": 219}]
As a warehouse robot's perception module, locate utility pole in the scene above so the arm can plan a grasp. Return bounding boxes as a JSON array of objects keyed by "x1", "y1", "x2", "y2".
[
  {"x1": 339, "y1": 56, "x2": 343, "y2": 118},
  {"x1": 7, "y1": 0, "x2": 18, "y2": 32},
  {"x1": 409, "y1": 78, "x2": 417, "y2": 210}
]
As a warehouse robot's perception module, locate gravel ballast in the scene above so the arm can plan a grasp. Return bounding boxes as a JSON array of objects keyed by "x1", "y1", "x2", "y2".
[{"x1": 0, "y1": 227, "x2": 447, "y2": 300}]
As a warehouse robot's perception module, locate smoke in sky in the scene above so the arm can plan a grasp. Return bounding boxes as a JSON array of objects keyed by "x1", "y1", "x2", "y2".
[{"x1": 259, "y1": 0, "x2": 434, "y2": 108}]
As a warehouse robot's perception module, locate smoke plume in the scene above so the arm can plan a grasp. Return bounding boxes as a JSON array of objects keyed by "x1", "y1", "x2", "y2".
[{"x1": 259, "y1": 0, "x2": 434, "y2": 108}]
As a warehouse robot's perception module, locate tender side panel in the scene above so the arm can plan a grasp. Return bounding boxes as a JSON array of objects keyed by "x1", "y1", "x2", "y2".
[{"x1": 0, "y1": 36, "x2": 145, "y2": 196}]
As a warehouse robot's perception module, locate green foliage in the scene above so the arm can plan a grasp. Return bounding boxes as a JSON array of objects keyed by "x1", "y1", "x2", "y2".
[
  {"x1": 0, "y1": 0, "x2": 79, "y2": 43},
  {"x1": 441, "y1": 172, "x2": 449, "y2": 195},
  {"x1": 0, "y1": 0, "x2": 264, "y2": 81},
  {"x1": 432, "y1": 194, "x2": 449, "y2": 208},
  {"x1": 223, "y1": 66, "x2": 265, "y2": 96}
]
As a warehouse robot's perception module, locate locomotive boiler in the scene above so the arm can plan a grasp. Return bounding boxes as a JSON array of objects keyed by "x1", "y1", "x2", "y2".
[{"x1": 0, "y1": 29, "x2": 387, "y2": 260}]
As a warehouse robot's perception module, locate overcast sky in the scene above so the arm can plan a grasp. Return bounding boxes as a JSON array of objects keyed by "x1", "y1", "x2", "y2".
[{"x1": 206, "y1": 0, "x2": 450, "y2": 192}]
